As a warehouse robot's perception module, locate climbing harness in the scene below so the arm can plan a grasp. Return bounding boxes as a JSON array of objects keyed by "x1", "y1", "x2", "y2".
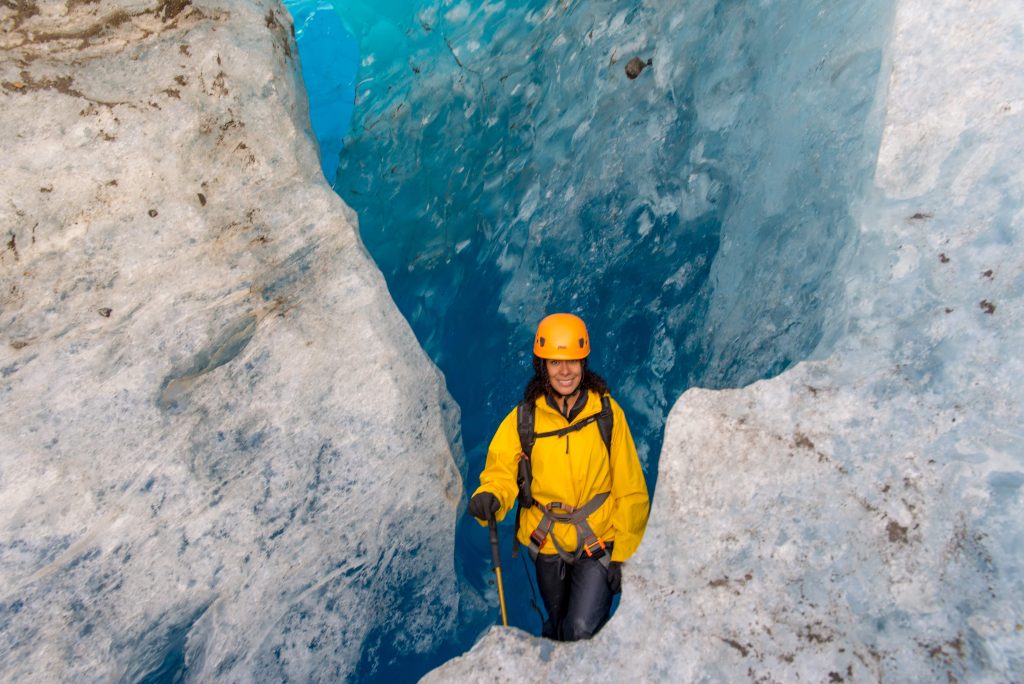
[{"x1": 527, "y1": 491, "x2": 611, "y2": 567}]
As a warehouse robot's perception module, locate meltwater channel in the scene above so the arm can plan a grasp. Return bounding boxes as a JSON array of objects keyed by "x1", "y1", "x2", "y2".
[{"x1": 284, "y1": 0, "x2": 892, "y2": 679}]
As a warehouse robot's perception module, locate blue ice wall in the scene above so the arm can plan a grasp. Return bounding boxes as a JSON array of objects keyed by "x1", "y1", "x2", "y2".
[
  {"x1": 286, "y1": 0, "x2": 359, "y2": 185},
  {"x1": 326, "y1": 0, "x2": 890, "y2": 474},
  {"x1": 286, "y1": 0, "x2": 893, "y2": 674}
]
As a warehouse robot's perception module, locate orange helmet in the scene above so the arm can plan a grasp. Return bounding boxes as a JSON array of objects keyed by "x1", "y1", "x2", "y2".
[{"x1": 533, "y1": 313, "x2": 590, "y2": 360}]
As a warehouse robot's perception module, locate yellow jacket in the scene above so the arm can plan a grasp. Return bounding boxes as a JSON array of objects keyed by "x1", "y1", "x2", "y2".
[{"x1": 473, "y1": 391, "x2": 649, "y2": 563}]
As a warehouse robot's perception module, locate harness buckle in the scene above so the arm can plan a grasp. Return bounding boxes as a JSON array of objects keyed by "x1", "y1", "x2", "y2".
[
  {"x1": 530, "y1": 529, "x2": 547, "y2": 549},
  {"x1": 582, "y1": 536, "x2": 606, "y2": 558}
]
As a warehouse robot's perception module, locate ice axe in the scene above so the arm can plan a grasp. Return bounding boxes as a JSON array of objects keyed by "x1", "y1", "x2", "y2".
[{"x1": 488, "y1": 514, "x2": 509, "y2": 627}]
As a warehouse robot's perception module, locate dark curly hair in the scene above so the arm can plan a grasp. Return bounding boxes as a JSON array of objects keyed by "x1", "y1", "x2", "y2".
[{"x1": 523, "y1": 356, "x2": 610, "y2": 405}]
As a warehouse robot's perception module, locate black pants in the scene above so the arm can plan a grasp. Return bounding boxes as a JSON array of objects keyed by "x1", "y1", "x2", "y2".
[{"x1": 534, "y1": 551, "x2": 613, "y2": 641}]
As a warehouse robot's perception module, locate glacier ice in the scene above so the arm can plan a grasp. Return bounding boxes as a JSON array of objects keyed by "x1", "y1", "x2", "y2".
[
  {"x1": 423, "y1": 0, "x2": 1024, "y2": 681},
  {"x1": 331, "y1": 0, "x2": 892, "y2": 479},
  {"x1": 0, "y1": 1, "x2": 462, "y2": 682},
  {"x1": 0, "y1": 0, "x2": 1020, "y2": 681},
  {"x1": 325, "y1": 0, "x2": 893, "y2": 645},
  {"x1": 289, "y1": 0, "x2": 1023, "y2": 679}
]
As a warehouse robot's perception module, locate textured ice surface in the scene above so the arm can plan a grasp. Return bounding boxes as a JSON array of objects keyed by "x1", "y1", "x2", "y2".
[
  {"x1": 0, "y1": 1, "x2": 462, "y2": 681},
  {"x1": 428, "y1": 0, "x2": 1024, "y2": 680},
  {"x1": 335, "y1": 0, "x2": 891, "y2": 471}
]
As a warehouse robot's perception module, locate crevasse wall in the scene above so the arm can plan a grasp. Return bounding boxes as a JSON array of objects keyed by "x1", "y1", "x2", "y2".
[
  {"x1": 0, "y1": 1, "x2": 463, "y2": 681},
  {"x1": 333, "y1": 0, "x2": 891, "y2": 467}
]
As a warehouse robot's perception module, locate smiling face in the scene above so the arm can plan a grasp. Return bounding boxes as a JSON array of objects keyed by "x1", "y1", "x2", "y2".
[{"x1": 545, "y1": 358, "x2": 583, "y2": 397}]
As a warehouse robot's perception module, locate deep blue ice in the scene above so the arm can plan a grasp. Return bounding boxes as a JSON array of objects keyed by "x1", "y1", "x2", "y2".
[{"x1": 285, "y1": 0, "x2": 890, "y2": 679}]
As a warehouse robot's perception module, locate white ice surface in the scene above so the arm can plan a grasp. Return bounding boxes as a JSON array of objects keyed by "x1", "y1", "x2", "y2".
[
  {"x1": 0, "y1": 1, "x2": 462, "y2": 680},
  {"x1": 426, "y1": 0, "x2": 1024, "y2": 681}
]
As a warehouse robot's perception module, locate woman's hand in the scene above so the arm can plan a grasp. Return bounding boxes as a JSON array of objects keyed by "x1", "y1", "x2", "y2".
[{"x1": 468, "y1": 491, "x2": 500, "y2": 520}]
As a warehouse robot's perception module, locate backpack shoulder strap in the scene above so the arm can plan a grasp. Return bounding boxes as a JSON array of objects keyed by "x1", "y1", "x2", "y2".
[
  {"x1": 527, "y1": 394, "x2": 614, "y2": 453},
  {"x1": 513, "y1": 401, "x2": 536, "y2": 559},
  {"x1": 516, "y1": 400, "x2": 536, "y2": 457},
  {"x1": 597, "y1": 394, "x2": 614, "y2": 455}
]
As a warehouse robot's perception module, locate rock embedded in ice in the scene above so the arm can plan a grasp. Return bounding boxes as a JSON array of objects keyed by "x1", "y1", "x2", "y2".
[
  {"x1": 426, "y1": 0, "x2": 1023, "y2": 681},
  {"x1": 624, "y1": 56, "x2": 651, "y2": 80},
  {"x1": 0, "y1": 0, "x2": 462, "y2": 681}
]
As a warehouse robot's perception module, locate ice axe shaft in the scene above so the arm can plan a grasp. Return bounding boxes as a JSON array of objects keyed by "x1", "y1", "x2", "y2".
[{"x1": 488, "y1": 515, "x2": 508, "y2": 627}]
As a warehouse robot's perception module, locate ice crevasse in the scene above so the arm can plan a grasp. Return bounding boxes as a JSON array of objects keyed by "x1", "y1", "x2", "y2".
[
  {"x1": 301, "y1": 0, "x2": 1024, "y2": 680},
  {"x1": 306, "y1": 0, "x2": 905, "y2": 646},
  {"x1": 412, "y1": 1, "x2": 1024, "y2": 681},
  {"x1": 0, "y1": 0, "x2": 1020, "y2": 683}
]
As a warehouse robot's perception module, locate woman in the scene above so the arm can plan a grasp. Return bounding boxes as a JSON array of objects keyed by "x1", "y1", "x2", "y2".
[{"x1": 468, "y1": 313, "x2": 650, "y2": 640}]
